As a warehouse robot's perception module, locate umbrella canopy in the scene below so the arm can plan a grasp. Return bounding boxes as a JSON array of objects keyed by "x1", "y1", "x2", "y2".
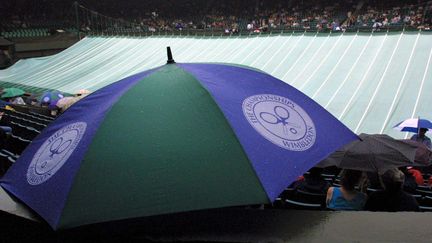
[
  {"x1": 39, "y1": 90, "x2": 64, "y2": 109},
  {"x1": 1, "y1": 87, "x2": 25, "y2": 99},
  {"x1": 318, "y1": 134, "x2": 417, "y2": 173},
  {"x1": 400, "y1": 139, "x2": 432, "y2": 166},
  {"x1": 55, "y1": 96, "x2": 76, "y2": 108},
  {"x1": 393, "y1": 118, "x2": 432, "y2": 133},
  {"x1": 0, "y1": 63, "x2": 357, "y2": 230},
  {"x1": 56, "y1": 96, "x2": 83, "y2": 111}
]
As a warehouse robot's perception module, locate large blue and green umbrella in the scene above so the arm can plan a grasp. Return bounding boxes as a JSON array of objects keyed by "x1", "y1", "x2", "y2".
[{"x1": 0, "y1": 62, "x2": 357, "y2": 229}]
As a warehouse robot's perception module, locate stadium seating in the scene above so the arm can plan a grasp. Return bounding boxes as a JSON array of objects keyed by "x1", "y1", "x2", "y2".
[
  {"x1": 275, "y1": 187, "x2": 327, "y2": 210},
  {"x1": 284, "y1": 189, "x2": 327, "y2": 210},
  {"x1": 1, "y1": 0, "x2": 431, "y2": 40},
  {"x1": 0, "y1": 107, "x2": 52, "y2": 164},
  {"x1": 419, "y1": 196, "x2": 432, "y2": 211},
  {"x1": 0, "y1": 151, "x2": 11, "y2": 175},
  {"x1": 415, "y1": 186, "x2": 432, "y2": 197},
  {"x1": 0, "y1": 149, "x2": 18, "y2": 176},
  {"x1": 7, "y1": 134, "x2": 31, "y2": 155}
]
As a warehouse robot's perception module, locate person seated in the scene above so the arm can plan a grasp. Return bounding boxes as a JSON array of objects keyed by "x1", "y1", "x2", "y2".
[
  {"x1": 326, "y1": 169, "x2": 367, "y2": 210},
  {"x1": 23, "y1": 94, "x2": 39, "y2": 106},
  {"x1": 407, "y1": 167, "x2": 424, "y2": 186},
  {"x1": 6, "y1": 96, "x2": 26, "y2": 105},
  {"x1": 292, "y1": 167, "x2": 331, "y2": 194},
  {"x1": 0, "y1": 98, "x2": 10, "y2": 108},
  {"x1": 400, "y1": 167, "x2": 418, "y2": 194},
  {"x1": 365, "y1": 168, "x2": 420, "y2": 212}
]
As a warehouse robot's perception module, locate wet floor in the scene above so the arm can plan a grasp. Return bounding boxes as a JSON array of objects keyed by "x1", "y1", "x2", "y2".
[{"x1": 2, "y1": 208, "x2": 432, "y2": 242}]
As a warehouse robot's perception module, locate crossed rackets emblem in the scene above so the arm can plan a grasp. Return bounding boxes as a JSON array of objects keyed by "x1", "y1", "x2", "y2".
[
  {"x1": 39, "y1": 137, "x2": 73, "y2": 169},
  {"x1": 259, "y1": 106, "x2": 301, "y2": 135}
]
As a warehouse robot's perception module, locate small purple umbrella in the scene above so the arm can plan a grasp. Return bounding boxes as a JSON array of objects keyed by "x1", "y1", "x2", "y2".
[{"x1": 39, "y1": 90, "x2": 64, "y2": 109}]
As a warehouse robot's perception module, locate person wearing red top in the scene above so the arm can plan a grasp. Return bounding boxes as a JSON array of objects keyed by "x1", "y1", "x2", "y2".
[{"x1": 407, "y1": 167, "x2": 424, "y2": 185}]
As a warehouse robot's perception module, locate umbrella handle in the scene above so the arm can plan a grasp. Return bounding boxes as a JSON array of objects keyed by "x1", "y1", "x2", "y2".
[{"x1": 418, "y1": 116, "x2": 420, "y2": 135}]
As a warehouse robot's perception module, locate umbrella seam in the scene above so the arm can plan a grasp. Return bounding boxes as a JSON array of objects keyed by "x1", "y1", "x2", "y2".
[{"x1": 177, "y1": 63, "x2": 272, "y2": 204}]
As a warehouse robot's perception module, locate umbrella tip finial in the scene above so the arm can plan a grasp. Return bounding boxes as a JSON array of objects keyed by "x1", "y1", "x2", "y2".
[{"x1": 167, "y1": 46, "x2": 175, "y2": 64}]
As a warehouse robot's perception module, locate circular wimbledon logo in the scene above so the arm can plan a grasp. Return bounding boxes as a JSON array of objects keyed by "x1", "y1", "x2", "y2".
[
  {"x1": 242, "y1": 94, "x2": 316, "y2": 151},
  {"x1": 27, "y1": 122, "x2": 87, "y2": 185}
]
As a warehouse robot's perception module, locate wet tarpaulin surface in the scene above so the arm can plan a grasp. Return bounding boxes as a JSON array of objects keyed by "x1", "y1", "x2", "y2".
[{"x1": 1, "y1": 32, "x2": 432, "y2": 138}]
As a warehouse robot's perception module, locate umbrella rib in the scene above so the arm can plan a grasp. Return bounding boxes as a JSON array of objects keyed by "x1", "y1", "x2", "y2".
[
  {"x1": 366, "y1": 140, "x2": 381, "y2": 173},
  {"x1": 380, "y1": 137, "x2": 415, "y2": 168}
]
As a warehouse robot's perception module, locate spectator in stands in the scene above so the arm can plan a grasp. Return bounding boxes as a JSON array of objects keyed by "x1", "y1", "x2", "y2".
[
  {"x1": 326, "y1": 169, "x2": 367, "y2": 210},
  {"x1": 24, "y1": 94, "x2": 39, "y2": 106},
  {"x1": 49, "y1": 106, "x2": 60, "y2": 117},
  {"x1": 365, "y1": 168, "x2": 420, "y2": 212},
  {"x1": 407, "y1": 166, "x2": 424, "y2": 186},
  {"x1": 247, "y1": 23, "x2": 253, "y2": 31},
  {"x1": 7, "y1": 96, "x2": 26, "y2": 105},
  {"x1": 0, "y1": 97, "x2": 10, "y2": 108},
  {"x1": 292, "y1": 167, "x2": 331, "y2": 194},
  {"x1": 411, "y1": 128, "x2": 431, "y2": 149},
  {"x1": 400, "y1": 167, "x2": 418, "y2": 194}
]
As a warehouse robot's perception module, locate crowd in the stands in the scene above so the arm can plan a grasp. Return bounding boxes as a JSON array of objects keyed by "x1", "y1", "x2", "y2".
[
  {"x1": 1, "y1": 0, "x2": 432, "y2": 36},
  {"x1": 0, "y1": 88, "x2": 89, "y2": 117},
  {"x1": 286, "y1": 165, "x2": 432, "y2": 212}
]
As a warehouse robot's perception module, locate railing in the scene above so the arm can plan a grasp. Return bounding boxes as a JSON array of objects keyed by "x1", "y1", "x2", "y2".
[
  {"x1": 81, "y1": 25, "x2": 430, "y2": 38},
  {"x1": 2, "y1": 23, "x2": 431, "y2": 40}
]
